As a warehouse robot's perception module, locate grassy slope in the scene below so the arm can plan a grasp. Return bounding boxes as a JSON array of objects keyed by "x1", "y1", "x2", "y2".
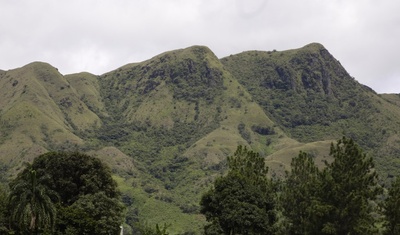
[
  {"x1": 98, "y1": 46, "x2": 351, "y2": 232},
  {"x1": 221, "y1": 43, "x2": 400, "y2": 180},
  {"x1": 1, "y1": 44, "x2": 400, "y2": 233},
  {"x1": 65, "y1": 72, "x2": 107, "y2": 118},
  {"x1": 0, "y1": 63, "x2": 75, "y2": 174},
  {"x1": 91, "y1": 46, "x2": 228, "y2": 232},
  {"x1": 93, "y1": 46, "x2": 299, "y2": 232},
  {"x1": 0, "y1": 62, "x2": 106, "y2": 177}
]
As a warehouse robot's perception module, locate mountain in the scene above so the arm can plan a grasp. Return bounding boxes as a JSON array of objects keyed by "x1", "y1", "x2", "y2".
[
  {"x1": 1, "y1": 43, "x2": 400, "y2": 233},
  {"x1": 221, "y1": 43, "x2": 400, "y2": 177}
]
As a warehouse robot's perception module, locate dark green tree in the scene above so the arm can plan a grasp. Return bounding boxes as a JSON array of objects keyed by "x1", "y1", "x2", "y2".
[
  {"x1": 31, "y1": 152, "x2": 119, "y2": 205},
  {"x1": 0, "y1": 184, "x2": 9, "y2": 233},
  {"x1": 283, "y1": 151, "x2": 327, "y2": 235},
  {"x1": 20, "y1": 152, "x2": 124, "y2": 234},
  {"x1": 8, "y1": 165, "x2": 57, "y2": 234},
  {"x1": 55, "y1": 192, "x2": 124, "y2": 235},
  {"x1": 200, "y1": 146, "x2": 276, "y2": 234},
  {"x1": 383, "y1": 177, "x2": 400, "y2": 235},
  {"x1": 320, "y1": 137, "x2": 382, "y2": 234}
]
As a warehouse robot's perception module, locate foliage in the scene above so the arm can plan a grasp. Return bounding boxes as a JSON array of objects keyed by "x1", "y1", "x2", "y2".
[
  {"x1": 383, "y1": 177, "x2": 400, "y2": 235},
  {"x1": 13, "y1": 152, "x2": 125, "y2": 234},
  {"x1": 8, "y1": 164, "x2": 58, "y2": 234},
  {"x1": 251, "y1": 125, "x2": 275, "y2": 135},
  {"x1": 320, "y1": 137, "x2": 382, "y2": 234},
  {"x1": 55, "y1": 192, "x2": 124, "y2": 235},
  {"x1": 237, "y1": 123, "x2": 251, "y2": 144},
  {"x1": 200, "y1": 146, "x2": 277, "y2": 234},
  {"x1": 0, "y1": 184, "x2": 9, "y2": 233},
  {"x1": 282, "y1": 151, "x2": 325, "y2": 234},
  {"x1": 30, "y1": 152, "x2": 119, "y2": 205},
  {"x1": 283, "y1": 137, "x2": 382, "y2": 234}
]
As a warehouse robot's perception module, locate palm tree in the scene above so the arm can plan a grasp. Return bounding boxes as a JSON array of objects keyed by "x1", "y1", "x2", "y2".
[{"x1": 8, "y1": 164, "x2": 57, "y2": 234}]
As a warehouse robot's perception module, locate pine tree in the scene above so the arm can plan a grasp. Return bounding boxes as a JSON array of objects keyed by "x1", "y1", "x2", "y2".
[
  {"x1": 384, "y1": 177, "x2": 400, "y2": 235},
  {"x1": 320, "y1": 137, "x2": 381, "y2": 234},
  {"x1": 283, "y1": 151, "x2": 327, "y2": 235},
  {"x1": 200, "y1": 146, "x2": 276, "y2": 234},
  {"x1": 283, "y1": 137, "x2": 382, "y2": 235}
]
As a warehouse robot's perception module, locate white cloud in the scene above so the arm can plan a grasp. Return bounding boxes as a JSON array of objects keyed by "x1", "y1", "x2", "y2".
[{"x1": 0, "y1": 0, "x2": 399, "y2": 93}]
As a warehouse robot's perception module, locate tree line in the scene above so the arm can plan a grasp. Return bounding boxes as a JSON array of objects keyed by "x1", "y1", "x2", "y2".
[
  {"x1": 0, "y1": 137, "x2": 399, "y2": 234},
  {"x1": 200, "y1": 137, "x2": 400, "y2": 235}
]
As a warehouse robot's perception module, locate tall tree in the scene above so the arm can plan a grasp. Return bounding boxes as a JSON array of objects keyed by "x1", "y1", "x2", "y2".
[
  {"x1": 200, "y1": 146, "x2": 276, "y2": 234},
  {"x1": 8, "y1": 165, "x2": 57, "y2": 234},
  {"x1": 31, "y1": 152, "x2": 119, "y2": 205},
  {"x1": 12, "y1": 152, "x2": 124, "y2": 234},
  {"x1": 31, "y1": 152, "x2": 124, "y2": 234},
  {"x1": 384, "y1": 177, "x2": 400, "y2": 235},
  {"x1": 320, "y1": 137, "x2": 381, "y2": 234},
  {"x1": 283, "y1": 151, "x2": 326, "y2": 235}
]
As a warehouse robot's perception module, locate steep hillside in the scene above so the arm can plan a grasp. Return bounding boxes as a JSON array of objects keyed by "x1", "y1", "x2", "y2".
[
  {"x1": 221, "y1": 43, "x2": 400, "y2": 178},
  {"x1": 1, "y1": 43, "x2": 400, "y2": 233},
  {"x1": 65, "y1": 72, "x2": 107, "y2": 117},
  {"x1": 0, "y1": 62, "x2": 100, "y2": 174}
]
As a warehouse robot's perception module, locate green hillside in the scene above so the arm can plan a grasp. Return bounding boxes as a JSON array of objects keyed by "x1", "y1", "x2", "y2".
[
  {"x1": 0, "y1": 62, "x2": 98, "y2": 174},
  {"x1": 221, "y1": 43, "x2": 400, "y2": 179},
  {"x1": 1, "y1": 43, "x2": 400, "y2": 233}
]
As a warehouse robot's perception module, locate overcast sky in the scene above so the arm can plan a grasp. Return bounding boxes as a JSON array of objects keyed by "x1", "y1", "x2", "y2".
[{"x1": 1, "y1": 0, "x2": 399, "y2": 93}]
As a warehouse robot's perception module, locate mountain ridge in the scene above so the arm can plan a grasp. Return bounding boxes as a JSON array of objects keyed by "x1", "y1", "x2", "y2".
[{"x1": 1, "y1": 43, "x2": 400, "y2": 234}]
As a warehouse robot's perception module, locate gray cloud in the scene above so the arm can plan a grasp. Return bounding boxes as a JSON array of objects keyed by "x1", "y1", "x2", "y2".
[{"x1": 1, "y1": 0, "x2": 399, "y2": 93}]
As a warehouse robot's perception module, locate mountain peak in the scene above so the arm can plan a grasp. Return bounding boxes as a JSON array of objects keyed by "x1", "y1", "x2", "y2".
[
  {"x1": 183, "y1": 45, "x2": 214, "y2": 55},
  {"x1": 301, "y1": 42, "x2": 326, "y2": 50},
  {"x1": 23, "y1": 61, "x2": 59, "y2": 71},
  {"x1": 148, "y1": 45, "x2": 217, "y2": 63}
]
